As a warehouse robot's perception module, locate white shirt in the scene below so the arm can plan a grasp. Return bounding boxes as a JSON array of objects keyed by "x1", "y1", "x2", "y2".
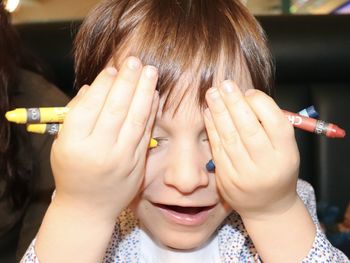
[{"x1": 139, "y1": 228, "x2": 221, "y2": 263}]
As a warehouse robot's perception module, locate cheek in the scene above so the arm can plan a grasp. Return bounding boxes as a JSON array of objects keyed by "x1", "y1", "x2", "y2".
[{"x1": 143, "y1": 151, "x2": 165, "y2": 187}]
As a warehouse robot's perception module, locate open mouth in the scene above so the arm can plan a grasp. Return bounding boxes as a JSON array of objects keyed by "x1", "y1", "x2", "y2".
[
  {"x1": 152, "y1": 203, "x2": 216, "y2": 226},
  {"x1": 154, "y1": 204, "x2": 214, "y2": 214}
]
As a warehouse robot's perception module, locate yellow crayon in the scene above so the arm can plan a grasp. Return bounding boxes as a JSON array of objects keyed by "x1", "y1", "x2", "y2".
[
  {"x1": 149, "y1": 138, "x2": 158, "y2": 148},
  {"x1": 26, "y1": 124, "x2": 158, "y2": 148},
  {"x1": 5, "y1": 107, "x2": 69, "y2": 124},
  {"x1": 27, "y1": 123, "x2": 62, "y2": 135}
]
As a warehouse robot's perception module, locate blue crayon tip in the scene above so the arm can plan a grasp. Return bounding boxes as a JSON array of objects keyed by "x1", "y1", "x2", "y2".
[
  {"x1": 206, "y1": 159, "x2": 215, "y2": 172},
  {"x1": 305, "y1": 105, "x2": 319, "y2": 118},
  {"x1": 298, "y1": 105, "x2": 319, "y2": 119}
]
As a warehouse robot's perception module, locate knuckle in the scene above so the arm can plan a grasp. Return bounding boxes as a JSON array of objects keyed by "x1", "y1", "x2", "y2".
[
  {"x1": 210, "y1": 140, "x2": 223, "y2": 155},
  {"x1": 214, "y1": 110, "x2": 230, "y2": 123},
  {"x1": 119, "y1": 72, "x2": 138, "y2": 87},
  {"x1": 242, "y1": 124, "x2": 260, "y2": 139},
  {"x1": 76, "y1": 101, "x2": 97, "y2": 113},
  {"x1": 131, "y1": 114, "x2": 148, "y2": 128},
  {"x1": 250, "y1": 89, "x2": 267, "y2": 100},
  {"x1": 211, "y1": 146, "x2": 222, "y2": 156},
  {"x1": 106, "y1": 103, "x2": 128, "y2": 116},
  {"x1": 222, "y1": 131, "x2": 238, "y2": 146},
  {"x1": 78, "y1": 90, "x2": 106, "y2": 112}
]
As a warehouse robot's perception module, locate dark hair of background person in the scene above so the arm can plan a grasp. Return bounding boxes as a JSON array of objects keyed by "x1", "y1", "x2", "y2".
[
  {"x1": 74, "y1": 0, "x2": 275, "y2": 113},
  {"x1": 0, "y1": 2, "x2": 43, "y2": 210}
]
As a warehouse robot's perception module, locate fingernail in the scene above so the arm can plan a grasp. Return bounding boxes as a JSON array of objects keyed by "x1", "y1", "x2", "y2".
[
  {"x1": 106, "y1": 67, "x2": 118, "y2": 76},
  {"x1": 244, "y1": 89, "x2": 256, "y2": 96},
  {"x1": 207, "y1": 88, "x2": 220, "y2": 99},
  {"x1": 153, "y1": 90, "x2": 159, "y2": 101},
  {"x1": 222, "y1": 80, "x2": 234, "y2": 93},
  {"x1": 127, "y1": 57, "x2": 141, "y2": 70},
  {"x1": 145, "y1": 66, "x2": 158, "y2": 79}
]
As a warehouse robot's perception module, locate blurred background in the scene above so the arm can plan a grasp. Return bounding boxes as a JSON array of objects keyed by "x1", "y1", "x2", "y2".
[{"x1": 4, "y1": 0, "x2": 350, "y2": 23}]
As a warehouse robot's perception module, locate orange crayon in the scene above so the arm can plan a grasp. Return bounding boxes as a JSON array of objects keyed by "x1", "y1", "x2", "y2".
[{"x1": 283, "y1": 111, "x2": 346, "y2": 138}]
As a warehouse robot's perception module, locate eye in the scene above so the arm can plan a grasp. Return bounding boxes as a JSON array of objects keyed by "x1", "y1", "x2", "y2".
[
  {"x1": 201, "y1": 133, "x2": 210, "y2": 142},
  {"x1": 155, "y1": 137, "x2": 168, "y2": 145},
  {"x1": 150, "y1": 137, "x2": 168, "y2": 149},
  {"x1": 201, "y1": 136, "x2": 211, "y2": 149}
]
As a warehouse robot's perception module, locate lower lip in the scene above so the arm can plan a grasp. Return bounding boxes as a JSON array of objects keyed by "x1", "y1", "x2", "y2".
[{"x1": 154, "y1": 204, "x2": 215, "y2": 226}]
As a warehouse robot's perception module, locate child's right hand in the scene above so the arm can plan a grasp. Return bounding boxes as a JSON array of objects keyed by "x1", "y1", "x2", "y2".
[{"x1": 50, "y1": 57, "x2": 159, "y2": 221}]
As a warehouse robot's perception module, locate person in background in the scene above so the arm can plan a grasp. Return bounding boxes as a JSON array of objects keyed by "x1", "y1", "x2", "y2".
[{"x1": 0, "y1": 2, "x2": 69, "y2": 262}]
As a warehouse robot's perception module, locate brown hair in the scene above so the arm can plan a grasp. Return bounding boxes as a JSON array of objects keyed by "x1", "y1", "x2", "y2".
[{"x1": 74, "y1": 0, "x2": 274, "y2": 112}]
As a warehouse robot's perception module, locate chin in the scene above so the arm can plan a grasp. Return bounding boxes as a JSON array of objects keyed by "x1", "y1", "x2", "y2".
[{"x1": 155, "y1": 228, "x2": 214, "y2": 250}]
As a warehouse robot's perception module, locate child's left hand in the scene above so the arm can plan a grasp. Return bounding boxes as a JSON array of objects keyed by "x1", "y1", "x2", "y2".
[{"x1": 204, "y1": 80, "x2": 300, "y2": 221}]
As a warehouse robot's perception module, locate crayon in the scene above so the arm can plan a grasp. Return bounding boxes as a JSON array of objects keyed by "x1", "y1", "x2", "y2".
[
  {"x1": 27, "y1": 123, "x2": 61, "y2": 135},
  {"x1": 283, "y1": 111, "x2": 346, "y2": 138},
  {"x1": 5, "y1": 107, "x2": 346, "y2": 138},
  {"x1": 206, "y1": 159, "x2": 215, "y2": 172},
  {"x1": 6, "y1": 106, "x2": 319, "y2": 122},
  {"x1": 26, "y1": 124, "x2": 158, "y2": 148},
  {"x1": 298, "y1": 105, "x2": 319, "y2": 119},
  {"x1": 5, "y1": 107, "x2": 69, "y2": 124}
]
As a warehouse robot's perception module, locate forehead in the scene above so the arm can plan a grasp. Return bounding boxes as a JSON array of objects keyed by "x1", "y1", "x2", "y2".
[
  {"x1": 154, "y1": 99, "x2": 205, "y2": 135},
  {"x1": 157, "y1": 87, "x2": 202, "y2": 122}
]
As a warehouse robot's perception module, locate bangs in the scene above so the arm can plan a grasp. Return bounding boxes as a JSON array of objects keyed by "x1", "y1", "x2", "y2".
[
  {"x1": 75, "y1": 0, "x2": 273, "y2": 112},
  {"x1": 112, "y1": 0, "x2": 251, "y2": 113},
  {"x1": 119, "y1": 31, "x2": 241, "y2": 114}
]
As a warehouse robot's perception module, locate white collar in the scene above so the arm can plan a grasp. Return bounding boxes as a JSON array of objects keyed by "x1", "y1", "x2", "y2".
[{"x1": 139, "y1": 227, "x2": 221, "y2": 263}]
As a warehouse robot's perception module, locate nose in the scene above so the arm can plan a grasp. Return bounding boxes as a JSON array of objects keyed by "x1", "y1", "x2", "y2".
[{"x1": 163, "y1": 145, "x2": 209, "y2": 194}]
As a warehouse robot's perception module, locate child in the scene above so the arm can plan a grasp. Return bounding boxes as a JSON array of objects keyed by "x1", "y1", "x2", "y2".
[{"x1": 22, "y1": 0, "x2": 349, "y2": 262}]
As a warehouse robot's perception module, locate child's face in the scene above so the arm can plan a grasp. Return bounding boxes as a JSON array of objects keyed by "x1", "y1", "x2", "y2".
[{"x1": 131, "y1": 89, "x2": 232, "y2": 250}]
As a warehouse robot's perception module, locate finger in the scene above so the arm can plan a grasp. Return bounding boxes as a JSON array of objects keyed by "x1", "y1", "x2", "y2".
[
  {"x1": 61, "y1": 67, "x2": 118, "y2": 140},
  {"x1": 55, "y1": 85, "x2": 90, "y2": 139},
  {"x1": 135, "y1": 91, "x2": 159, "y2": 157},
  {"x1": 244, "y1": 89, "x2": 297, "y2": 152},
  {"x1": 116, "y1": 65, "x2": 159, "y2": 154},
  {"x1": 128, "y1": 92, "x2": 159, "y2": 193},
  {"x1": 65, "y1": 85, "x2": 90, "y2": 109},
  {"x1": 205, "y1": 87, "x2": 253, "y2": 171},
  {"x1": 217, "y1": 81, "x2": 273, "y2": 162},
  {"x1": 92, "y1": 56, "x2": 143, "y2": 143},
  {"x1": 203, "y1": 108, "x2": 239, "y2": 183}
]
